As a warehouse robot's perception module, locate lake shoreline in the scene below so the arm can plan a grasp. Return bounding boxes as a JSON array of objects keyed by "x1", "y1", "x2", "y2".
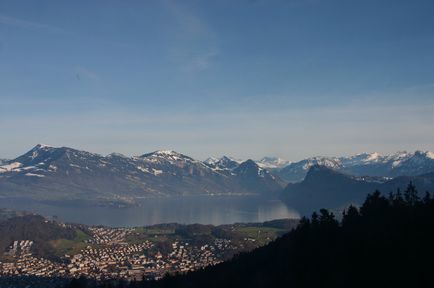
[{"x1": 0, "y1": 195, "x2": 300, "y2": 228}]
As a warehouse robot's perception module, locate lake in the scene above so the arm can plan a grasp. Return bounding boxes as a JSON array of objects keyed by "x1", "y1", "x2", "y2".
[{"x1": 0, "y1": 196, "x2": 300, "y2": 227}]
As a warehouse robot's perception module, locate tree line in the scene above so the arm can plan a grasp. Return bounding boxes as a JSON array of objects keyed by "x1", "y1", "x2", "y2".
[{"x1": 36, "y1": 183, "x2": 434, "y2": 287}]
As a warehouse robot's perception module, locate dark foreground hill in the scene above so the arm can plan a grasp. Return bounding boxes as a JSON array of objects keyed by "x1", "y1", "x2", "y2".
[{"x1": 49, "y1": 183, "x2": 434, "y2": 288}]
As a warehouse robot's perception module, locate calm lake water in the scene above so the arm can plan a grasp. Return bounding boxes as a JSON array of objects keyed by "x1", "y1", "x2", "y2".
[{"x1": 0, "y1": 196, "x2": 299, "y2": 227}]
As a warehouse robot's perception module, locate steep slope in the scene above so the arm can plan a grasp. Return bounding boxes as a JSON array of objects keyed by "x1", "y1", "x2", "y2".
[
  {"x1": 134, "y1": 150, "x2": 239, "y2": 196},
  {"x1": 233, "y1": 160, "x2": 284, "y2": 195},
  {"x1": 0, "y1": 144, "x2": 150, "y2": 204},
  {"x1": 0, "y1": 145, "x2": 283, "y2": 205},
  {"x1": 281, "y1": 165, "x2": 434, "y2": 215},
  {"x1": 277, "y1": 156, "x2": 343, "y2": 182},
  {"x1": 281, "y1": 166, "x2": 378, "y2": 214}
]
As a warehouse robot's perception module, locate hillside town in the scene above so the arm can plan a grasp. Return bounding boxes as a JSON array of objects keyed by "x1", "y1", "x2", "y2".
[{"x1": 0, "y1": 226, "x2": 243, "y2": 281}]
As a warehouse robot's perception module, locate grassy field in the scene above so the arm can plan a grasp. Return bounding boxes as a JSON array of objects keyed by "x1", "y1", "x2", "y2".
[
  {"x1": 49, "y1": 221, "x2": 295, "y2": 259},
  {"x1": 126, "y1": 224, "x2": 289, "y2": 247},
  {"x1": 50, "y1": 229, "x2": 92, "y2": 257},
  {"x1": 233, "y1": 226, "x2": 287, "y2": 245},
  {"x1": 126, "y1": 226, "x2": 178, "y2": 244}
]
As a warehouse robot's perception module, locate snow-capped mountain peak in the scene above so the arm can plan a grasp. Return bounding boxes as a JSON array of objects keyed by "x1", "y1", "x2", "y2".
[
  {"x1": 107, "y1": 152, "x2": 129, "y2": 158},
  {"x1": 256, "y1": 157, "x2": 291, "y2": 169},
  {"x1": 34, "y1": 143, "x2": 54, "y2": 149},
  {"x1": 140, "y1": 150, "x2": 195, "y2": 163},
  {"x1": 204, "y1": 157, "x2": 219, "y2": 165},
  {"x1": 277, "y1": 150, "x2": 434, "y2": 183},
  {"x1": 153, "y1": 150, "x2": 178, "y2": 156},
  {"x1": 425, "y1": 151, "x2": 434, "y2": 160},
  {"x1": 203, "y1": 155, "x2": 241, "y2": 171}
]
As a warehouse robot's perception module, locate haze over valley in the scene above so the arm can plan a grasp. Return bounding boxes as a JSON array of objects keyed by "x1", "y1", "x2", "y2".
[{"x1": 1, "y1": 144, "x2": 434, "y2": 225}]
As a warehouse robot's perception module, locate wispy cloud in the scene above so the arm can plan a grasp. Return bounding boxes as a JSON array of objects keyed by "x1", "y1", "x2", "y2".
[
  {"x1": 0, "y1": 14, "x2": 64, "y2": 34},
  {"x1": 163, "y1": 1, "x2": 219, "y2": 73},
  {"x1": 74, "y1": 66, "x2": 101, "y2": 82},
  {"x1": 180, "y1": 50, "x2": 219, "y2": 72}
]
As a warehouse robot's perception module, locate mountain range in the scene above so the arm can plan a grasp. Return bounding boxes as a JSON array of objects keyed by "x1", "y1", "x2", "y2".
[
  {"x1": 268, "y1": 151, "x2": 434, "y2": 182},
  {"x1": 0, "y1": 145, "x2": 283, "y2": 206},
  {"x1": 1, "y1": 145, "x2": 434, "y2": 211}
]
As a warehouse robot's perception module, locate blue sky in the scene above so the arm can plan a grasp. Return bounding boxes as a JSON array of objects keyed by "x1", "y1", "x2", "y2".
[{"x1": 1, "y1": 0, "x2": 434, "y2": 160}]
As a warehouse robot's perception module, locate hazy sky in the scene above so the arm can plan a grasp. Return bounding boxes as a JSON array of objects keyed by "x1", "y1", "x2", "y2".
[{"x1": 1, "y1": 0, "x2": 434, "y2": 161}]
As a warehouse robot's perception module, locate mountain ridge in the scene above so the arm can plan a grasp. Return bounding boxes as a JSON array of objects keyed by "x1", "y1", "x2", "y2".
[
  {"x1": 275, "y1": 150, "x2": 434, "y2": 182},
  {"x1": 281, "y1": 165, "x2": 434, "y2": 215},
  {"x1": 0, "y1": 145, "x2": 284, "y2": 206}
]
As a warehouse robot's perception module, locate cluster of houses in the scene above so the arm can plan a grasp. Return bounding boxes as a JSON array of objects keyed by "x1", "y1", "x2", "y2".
[
  {"x1": 0, "y1": 241, "x2": 62, "y2": 277},
  {"x1": 86, "y1": 227, "x2": 134, "y2": 245},
  {"x1": 0, "y1": 227, "x2": 241, "y2": 281},
  {"x1": 5, "y1": 240, "x2": 33, "y2": 257}
]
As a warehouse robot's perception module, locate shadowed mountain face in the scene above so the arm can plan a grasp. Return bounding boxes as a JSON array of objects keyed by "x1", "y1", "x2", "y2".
[
  {"x1": 281, "y1": 165, "x2": 434, "y2": 215},
  {"x1": 276, "y1": 151, "x2": 434, "y2": 183},
  {"x1": 233, "y1": 160, "x2": 285, "y2": 195},
  {"x1": 0, "y1": 145, "x2": 284, "y2": 206}
]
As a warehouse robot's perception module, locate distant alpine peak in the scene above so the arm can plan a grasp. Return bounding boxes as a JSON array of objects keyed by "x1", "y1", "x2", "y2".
[
  {"x1": 234, "y1": 159, "x2": 273, "y2": 179},
  {"x1": 153, "y1": 150, "x2": 178, "y2": 156},
  {"x1": 140, "y1": 150, "x2": 195, "y2": 162},
  {"x1": 302, "y1": 156, "x2": 342, "y2": 169},
  {"x1": 220, "y1": 155, "x2": 241, "y2": 163},
  {"x1": 107, "y1": 152, "x2": 129, "y2": 158},
  {"x1": 354, "y1": 152, "x2": 380, "y2": 161},
  {"x1": 30, "y1": 144, "x2": 94, "y2": 155},
  {"x1": 426, "y1": 151, "x2": 434, "y2": 160},
  {"x1": 234, "y1": 159, "x2": 260, "y2": 172},
  {"x1": 203, "y1": 155, "x2": 241, "y2": 171},
  {"x1": 33, "y1": 143, "x2": 54, "y2": 150},
  {"x1": 340, "y1": 152, "x2": 381, "y2": 166},
  {"x1": 257, "y1": 156, "x2": 290, "y2": 168},
  {"x1": 414, "y1": 150, "x2": 434, "y2": 159},
  {"x1": 204, "y1": 157, "x2": 219, "y2": 165},
  {"x1": 145, "y1": 150, "x2": 182, "y2": 156}
]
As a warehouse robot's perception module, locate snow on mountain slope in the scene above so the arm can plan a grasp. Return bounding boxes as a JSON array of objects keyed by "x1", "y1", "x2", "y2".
[
  {"x1": 0, "y1": 145, "x2": 283, "y2": 205},
  {"x1": 276, "y1": 150, "x2": 434, "y2": 183},
  {"x1": 256, "y1": 157, "x2": 291, "y2": 169},
  {"x1": 203, "y1": 156, "x2": 241, "y2": 171},
  {"x1": 2, "y1": 145, "x2": 433, "y2": 204}
]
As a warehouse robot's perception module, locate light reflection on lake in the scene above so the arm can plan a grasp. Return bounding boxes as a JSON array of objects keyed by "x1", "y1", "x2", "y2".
[{"x1": 0, "y1": 196, "x2": 300, "y2": 227}]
